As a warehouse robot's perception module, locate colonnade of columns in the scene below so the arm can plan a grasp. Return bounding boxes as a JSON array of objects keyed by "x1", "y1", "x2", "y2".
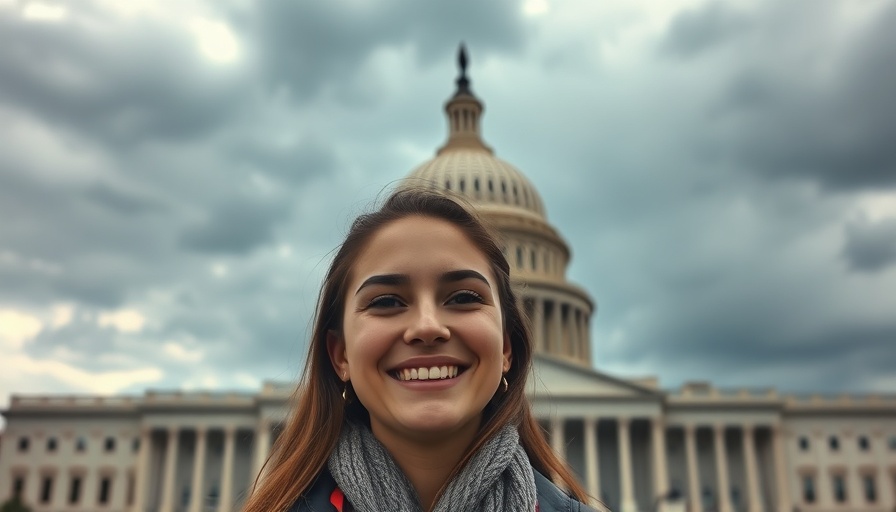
[
  {"x1": 131, "y1": 419, "x2": 275, "y2": 512},
  {"x1": 525, "y1": 295, "x2": 591, "y2": 364},
  {"x1": 546, "y1": 417, "x2": 791, "y2": 512}
]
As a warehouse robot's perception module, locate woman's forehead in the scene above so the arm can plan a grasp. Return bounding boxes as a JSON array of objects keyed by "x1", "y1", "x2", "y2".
[{"x1": 349, "y1": 216, "x2": 495, "y2": 283}]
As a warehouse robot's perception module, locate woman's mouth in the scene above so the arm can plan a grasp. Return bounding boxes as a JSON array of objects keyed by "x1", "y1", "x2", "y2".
[{"x1": 391, "y1": 365, "x2": 465, "y2": 381}]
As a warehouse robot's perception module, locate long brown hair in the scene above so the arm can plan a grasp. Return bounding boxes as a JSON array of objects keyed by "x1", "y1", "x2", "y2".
[{"x1": 243, "y1": 188, "x2": 589, "y2": 512}]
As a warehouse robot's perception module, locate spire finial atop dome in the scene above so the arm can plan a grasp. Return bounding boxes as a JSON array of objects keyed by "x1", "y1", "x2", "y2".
[
  {"x1": 455, "y1": 43, "x2": 472, "y2": 96},
  {"x1": 438, "y1": 44, "x2": 492, "y2": 155}
]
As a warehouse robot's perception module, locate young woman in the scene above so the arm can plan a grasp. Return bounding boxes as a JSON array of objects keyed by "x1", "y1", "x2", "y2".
[{"x1": 243, "y1": 188, "x2": 595, "y2": 512}]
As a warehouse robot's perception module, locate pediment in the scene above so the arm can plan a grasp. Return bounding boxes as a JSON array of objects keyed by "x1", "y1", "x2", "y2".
[{"x1": 526, "y1": 354, "x2": 663, "y2": 400}]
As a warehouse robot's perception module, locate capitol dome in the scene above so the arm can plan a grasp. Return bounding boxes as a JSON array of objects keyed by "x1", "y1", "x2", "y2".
[
  {"x1": 403, "y1": 45, "x2": 595, "y2": 366},
  {"x1": 408, "y1": 149, "x2": 547, "y2": 220}
]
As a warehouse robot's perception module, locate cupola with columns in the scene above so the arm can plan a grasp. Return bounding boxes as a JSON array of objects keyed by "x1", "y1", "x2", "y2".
[{"x1": 404, "y1": 45, "x2": 595, "y2": 366}]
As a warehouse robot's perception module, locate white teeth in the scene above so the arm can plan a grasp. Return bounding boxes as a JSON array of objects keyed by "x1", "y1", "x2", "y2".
[{"x1": 396, "y1": 365, "x2": 461, "y2": 381}]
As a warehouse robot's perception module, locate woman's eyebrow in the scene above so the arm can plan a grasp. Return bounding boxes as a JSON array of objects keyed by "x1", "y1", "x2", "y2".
[
  {"x1": 441, "y1": 269, "x2": 491, "y2": 288},
  {"x1": 355, "y1": 274, "x2": 409, "y2": 295}
]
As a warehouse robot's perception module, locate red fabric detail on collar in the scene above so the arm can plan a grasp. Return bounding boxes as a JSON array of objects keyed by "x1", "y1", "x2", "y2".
[{"x1": 329, "y1": 488, "x2": 345, "y2": 512}]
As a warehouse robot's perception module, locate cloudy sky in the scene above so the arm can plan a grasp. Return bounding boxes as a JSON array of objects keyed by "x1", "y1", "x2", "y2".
[{"x1": 2, "y1": 0, "x2": 895, "y2": 415}]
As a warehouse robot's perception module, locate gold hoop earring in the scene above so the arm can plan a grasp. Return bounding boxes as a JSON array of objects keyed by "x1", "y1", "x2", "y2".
[
  {"x1": 502, "y1": 375, "x2": 509, "y2": 393},
  {"x1": 342, "y1": 380, "x2": 351, "y2": 402}
]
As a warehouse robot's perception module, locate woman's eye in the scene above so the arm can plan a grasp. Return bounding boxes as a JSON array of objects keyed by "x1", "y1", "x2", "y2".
[
  {"x1": 448, "y1": 290, "x2": 484, "y2": 305},
  {"x1": 367, "y1": 295, "x2": 404, "y2": 309}
]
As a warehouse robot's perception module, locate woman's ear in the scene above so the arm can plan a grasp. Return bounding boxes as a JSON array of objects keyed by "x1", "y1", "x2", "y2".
[
  {"x1": 502, "y1": 333, "x2": 512, "y2": 373},
  {"x1": 326, "y1": 330, "x2": 350, "y2": 381}
]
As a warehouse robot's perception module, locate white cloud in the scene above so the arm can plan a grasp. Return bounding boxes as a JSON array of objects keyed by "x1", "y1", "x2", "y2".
[
  {"x1": 162, "y1": 342, "x2": 205, "y2": 363},
  {"x1": 21, "y1": 2, "x2": 68, "y2": 22},
  {"x1": 0, "y1": 309, "x2": 43, "y2": 350},
  {"x1": 97, "y1": 309, "x2": 147, "y2": 333},
  {"x1": 190, "y1": 18, "x2": 241, "y2": 64},
  {"x1": 51, "y1": 303, "x2": 74, "y2": 329},
  {"x1": 523, "y1": 0, "x2": 550, "y2": 17}
]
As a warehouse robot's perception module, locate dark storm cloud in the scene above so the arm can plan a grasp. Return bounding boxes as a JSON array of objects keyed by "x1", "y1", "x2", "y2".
[
  {"x1": 661, "y1": 3, "x2": 752, "y2": 58},
  {"x1": 666, "y1": 0, "x2": 896, "y2": 191},
  {"x1": 0, "y1": 9, "x2": 247, "y2": 148},
  {"x1": 237, "y1": 0, "x2": 528, "y2": 102},
  {"x1": 179, "y1": 197, "x2": 291, "y2": 254},
  {"x1": 83, "y1": 181, "x2": 161, "y2": 216},
  {"x1": 842, "y1": 216, "x2": 896, "y2": 273},
  {"x1": 227, "y1": 137, "x2": 338, "y2": 185}
]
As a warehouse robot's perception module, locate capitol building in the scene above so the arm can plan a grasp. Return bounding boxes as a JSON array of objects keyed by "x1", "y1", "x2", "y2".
[{"x1": 2, "y1": 48, "x2": 896, "y2": 512}]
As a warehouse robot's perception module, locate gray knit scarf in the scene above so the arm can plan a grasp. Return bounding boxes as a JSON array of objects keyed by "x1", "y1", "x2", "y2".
[{"x1": 327, "y1": 421, "x2": 537, "y2": 512}]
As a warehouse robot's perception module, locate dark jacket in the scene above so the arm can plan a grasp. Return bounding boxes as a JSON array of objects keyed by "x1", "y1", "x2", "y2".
[{"x1": 287, "y1": 468, "x2": 598, "y2": 512}]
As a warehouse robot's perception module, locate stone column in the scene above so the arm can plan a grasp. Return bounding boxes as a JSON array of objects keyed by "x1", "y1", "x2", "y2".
[
  {"x1": 618, "y1": 418, "x2": 637, "y2": 512},
  {"x1": 131, "y1": 427, "x2": 152, "y2": 512},
  {"x1": 252, "y1": 418, "x2": 272, "y2": 484},
  {"x1": 873, "y1": 431, "x2": 895, "y2": 510},
  {"x1": 551, "y1": 417, "x2": 566, "y2": 460},
  {"x1": 652, "y1": 417, "x2": 669, "y2": 503},
  {"x1": 713, "y1": 424, "x2": 732, "y2": 512},
  {"x1": 771, "y1": 425, "x2": 791, "y2": 512},
  {"x1": 578, "y1": 311, "x2": 587, "y2": 362},
  {"x1": 583, "y1": 313, "x2": 592, "y2": 363},
  {"x1": 684, "y1": 424, "x2": 702, "y2": 512},
  {"x1": 813, "y1": 431, "x2": 832, "y2": 510},
  {"x1": 741, "y1": 425, "x2": 761, "y2": 512},
  {"x1": 570, "y1": 309, "x2": 580, "y2": 359},
  {"x1": 160, "y1": 427, "x2": 180, "y2": 512},
  {"x1": 188, "y1": 427, "x2": 207, "y2": 512},
  {"x1": 584, "y1": 417, "x2": 601, "y2": 502},
  {"x1": 219, "y1": 426, "x2": 236, "y2": 512},
  {"x1": 534, "y1": 297, "x2": 545, "y2": 352},
  {"x1": 552, "y1": 301, "x2": 563, "y2": 355}
]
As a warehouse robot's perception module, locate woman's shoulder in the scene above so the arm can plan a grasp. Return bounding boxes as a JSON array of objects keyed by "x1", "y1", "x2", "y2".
[
  {"x1": 287, "y1": 469, "x2": 339, "y2": 512},
  {"x1": 533, "y1": 470, "x2": 599, "y2": 512}
]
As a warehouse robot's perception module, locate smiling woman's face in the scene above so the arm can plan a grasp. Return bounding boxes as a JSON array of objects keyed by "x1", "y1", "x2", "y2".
[{"x1": 328, "y1": 215, "x2": 511, "y2": 446}]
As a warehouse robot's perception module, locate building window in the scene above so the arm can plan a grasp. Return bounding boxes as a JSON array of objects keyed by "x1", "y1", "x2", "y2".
[
  {"x1": 126, "y1": 473, "x2": 135, "y2": 506},
  {"x1": 459, "y1": 178, "x2": 465, "y2": 193},
  {"x1": 69, "y1": 476, "x2": 82, "y2": 504},
  {"x1": 858, "y1": 435, "x2": 870, "y2": 451},
  {"x1": 829, "y1": 436, "x2": 840, "y2": 451},
  {"x1": 802, "y1": 474, "x2": 816, "y2": 503},
  {"x1": 832, "y1": 474, "x2": 847, "y2": 503},
  {"x1": 76, "y1": 437, "x2": 87, "y2": 452},
  {"x1": 40, "y1": 476, "x2": 53, "y2": 504},
  {"x1": 17, "y1": 437, "x2": 29, "y2": 452},
  {"x1": 98, "y1": 476, "x2": 112, "y2": 505},
  {"x1": 104, "y1": 436, "x2": 116, "y2": 452},
  {"x1": 889, "y1": 436, "x2": 896, "y2": 450},
  {"x1": 12, "y1": 476, "x2": 25, "y2": 497},
  {"x1": 798, "y1": 436, "x2": 809, "y2": 451},
  {"x1": 132, "y1": 437, "x2": 140, "y2": 453},
  {"x1": 47, "y1": 437, "x2": 58, "y2": 452},
  {"x1": 863, "y1": 474, "x2": 877, "y2": 503}
]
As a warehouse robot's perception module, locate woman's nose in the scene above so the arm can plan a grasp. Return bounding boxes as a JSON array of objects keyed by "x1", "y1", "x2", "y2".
[{"x1": 403, "y1": 303, "x2": 450, "y2": 345}]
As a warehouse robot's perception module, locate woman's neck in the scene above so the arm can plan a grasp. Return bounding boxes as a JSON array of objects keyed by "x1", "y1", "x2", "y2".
[{"x1": 371, "y1": 421, "x2": 480, "y2": 511}]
